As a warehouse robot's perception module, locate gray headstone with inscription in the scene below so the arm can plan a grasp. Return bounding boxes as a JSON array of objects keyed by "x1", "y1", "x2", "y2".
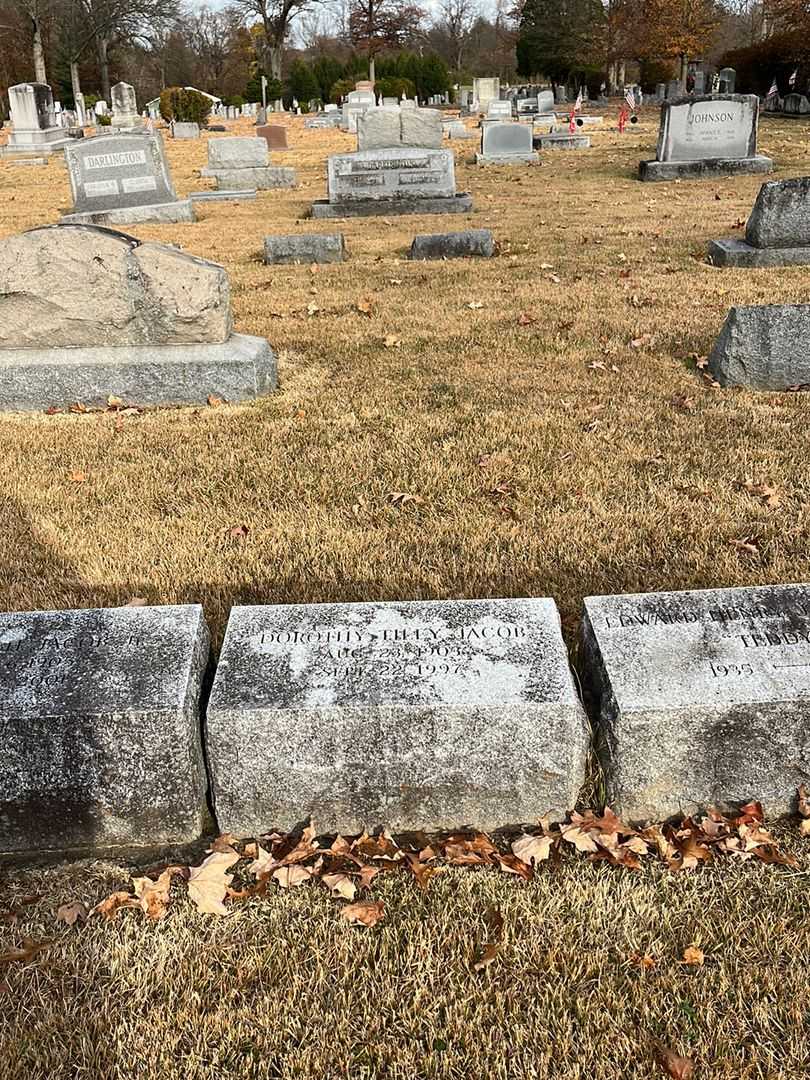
[
  {"x1": 0, "y1": 605, "x2": 209, "y2": 852},
  {"x1": 206, "y1": 597, "x2": 589, "y2": 834},
  {"x1": 311, "y1": 147, "x2": 472, "y2": 218},
  {"x1": 477, "y1": 122, "x2": 539, "y2": 164},
  {"x1": 62, "y1": 131, "x2": 194, "y2": 225},
  {"x1": 639, "y1": 94, "x2": 772, "y2": 181},
  {"x1": 581, "y1": 584, "x2": 810, "y2": 821}
]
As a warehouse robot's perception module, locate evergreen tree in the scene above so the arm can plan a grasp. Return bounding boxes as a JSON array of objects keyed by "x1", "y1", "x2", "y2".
[
  {"x1": 313, "y1": 55, "x2": 344, "y2": 102},
  {"x1": 286, "y1": 58, "x2": 320, "y2": 104},
  {"x1": 516, "y1": 0, "x2": 605, "y2": 83}
]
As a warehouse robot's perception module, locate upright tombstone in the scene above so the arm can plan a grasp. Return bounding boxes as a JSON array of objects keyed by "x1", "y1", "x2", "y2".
[
  {"x1": 206, "y1": 598, "x2": 589, "y2": 834},
  {"x1": 341, "y1": 89, "x2": 375, "y2": 132},
  {"x1": 357, "y1": 106, "x2": 443, "y2": 151},
  {"x1": 0, "y1": 224, "x2": 277, "y2": 410},
  {"x1": 555, "y1": 86, "x2": 567, "y2": 104},
  {"x1": 707, "y1": 303, "x2": 810, "y2": 389},
  {"x1": 255, "y1": 124, "x2": 289, "y2": 149},
  {"x1": 536, "y1": 89, "x2": 555, "y2": 116},
  {"x1": 666, "y1": 80, "x2": 681, "y2": 100},
  {"x1": 486, "y1": 99, "x2": 513, "y2": 121},
  {"x1": 477, "y1": 121, "x2": 539, "y2": 164},
  {"x1": 61, "y1": 131, "x2": 195, "y2": 225},
  {"x1": 110, "y1": 82, "x2": 141, "y2": 130},
  {"x1": 709, "y1": 177, "x2": 810, "y2": 267},
  {"x1": 783, "y1": 93, "x2": 810, "y2": 115},
  {"x1": 200, "y1": 136, "x2": 295, "y2": 190},
  {"x1": 0, "y1": 605, "x2": 209, "y2": 852},
  {"x1": 473, "y1": 77, "x2": 500, "y2": 114},
  {"x1": 718, "y1": 67, "x2": 736, "y2": 94},
  {"x1": 639, "y1": 94, "x2": 773, "y2": 181},
  {"x1": 2, "y1": 82, "x2": 72, "y2": 156},
  {"x1": 581, "y1": 584, "x2": 810, "y2": 822},
  {"x1": 692, "y1": 71, "x2": 706, "y2": 95}
]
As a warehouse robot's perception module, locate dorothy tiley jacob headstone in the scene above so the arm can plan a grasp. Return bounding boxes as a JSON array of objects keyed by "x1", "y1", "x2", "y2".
[
  {"x1": 206, "y1": 598, "x2": 589, "y2": 834},
  {"x1": 581, "y1": 583, "x2": 810, "y2": 822},
  {"x1": 639, "y1": 94, "x2": 773, "y2": 181},
  {"x1": 62, "y1": 131, "x2": 195, "y2": 226},
  {"x1": 0, "y1": 605, "x2": 209, "y2": 853}
]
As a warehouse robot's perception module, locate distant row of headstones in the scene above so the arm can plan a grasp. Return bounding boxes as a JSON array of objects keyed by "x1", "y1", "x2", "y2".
[{"x1": 2, "y1": 582, "x2": 808, "y2": 854}]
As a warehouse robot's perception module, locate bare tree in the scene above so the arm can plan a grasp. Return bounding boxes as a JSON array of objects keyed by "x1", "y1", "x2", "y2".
[
  {"x1": 432, "y1": 0, "x2": 478, "y2": 71},
  {"x1": 230, "y1": 0, "x2": 323, "y2": 79},
  {"x1": 2, "y1": 0, "x2": 59, "y2": 81},
  {"x1": 348, "y1": 0, "x2": 426, "y2": 80}
]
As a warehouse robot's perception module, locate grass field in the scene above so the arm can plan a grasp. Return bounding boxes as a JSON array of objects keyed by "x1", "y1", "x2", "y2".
[{"x1": 2, "y1": 108, "x2": 810, "y2": 1079}]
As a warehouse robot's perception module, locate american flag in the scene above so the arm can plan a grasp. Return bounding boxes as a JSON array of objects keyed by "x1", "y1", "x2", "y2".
[
  {"x1": 765, "y1": 77, "x2": 779, "y2": 105},
  {"x1": 624, "y1": 86, "x2": 635, "y2": 111},
  {"x1": 573, "y1": 88, "x2": 583, "y2": 113},
  {"x1": 789, "y1": 69, "x2": 798, "y2": 87}
]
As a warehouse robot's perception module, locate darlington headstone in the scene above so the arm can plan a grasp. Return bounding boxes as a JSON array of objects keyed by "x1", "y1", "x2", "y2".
[
  {"x1": 639, "y1": 94, "x2": 772, "y2": 181},
  {"x1": 709, "y1": 177, "x2": 810, "y2": 268},
  {"x1": 0, "y1": 224, "x2": 276, "y2": 409},
  {"x1": 311, "y1": 147, "x2": 472, "y2": 218},
  {"x1": 0, "y1": 605, "x2": 208, "y2": 852},
  {"x1": 62, "y1": 131, "x2": 195, "y2": 226},
  {"x1": 206, "y1": 598, "x2": 589, "y2": 834},
  {"x1": 581, "y1": 584, "x2": 810, "y2": 822}
]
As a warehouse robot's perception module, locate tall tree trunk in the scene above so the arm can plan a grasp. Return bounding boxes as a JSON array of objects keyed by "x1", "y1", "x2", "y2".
[
  {"x1": 607, "y1": 60, "x2": 616, "y2": 95},
  {"x1": 70, "y1": 61, "x2": 81, "y2": 101},
  {"x1": 680, "y1": 53, "x2": 688, "y2": 90},
  {"x1": 369, "y1": 55, "x2": 375, "y2": 83},
  {"x1": 617, "y1": 59, "x2": 625, "y2": 89},
  {"x1": 32, "y1": 17, "x2": 46, "y2": 83},
  {"x1": 268, "y1": 41, "x2": 283, "y2": 81},
  {"x1": 97, "y1": 34, "x2": 111, "y2": 102}
]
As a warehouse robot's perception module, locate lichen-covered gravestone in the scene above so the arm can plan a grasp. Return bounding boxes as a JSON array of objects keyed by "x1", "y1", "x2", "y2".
[
  {"x1": 0, "y1": 224, "x2": 276, "y2": 409},
  {"x1": 581, "y1": 583, "x2": 810, "y2": 822},
  {"x1": 0, "y1": 605, "x2": 209, "y2": 853},
  {"x1": 708, "y1": 177, "x2": 810, "y2": 267},
  {"x1": 707, "y1": 303, "x2": 810, "y2": 389},
  {"x1": 200, "y1": 136, "x2": 295, "y2": 190},
  {"x1": 206, "y1": 598, "x2": 589, "y2": 834},
  {"x1": 62, "y1": 131, "x2": 195, "y2": 226},
  {"x1": 639, "y1": 95, "x2": 773, "y2": 181}
]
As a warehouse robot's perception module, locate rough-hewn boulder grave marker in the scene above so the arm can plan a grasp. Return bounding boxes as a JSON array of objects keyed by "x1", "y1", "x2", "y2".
[
  {"x1": 639, "y1": 94, "x2": 772, "y2": 181},
  {"x1": 62, "y1": 132, "x2": 195, "y2": 226},
  {"x1": 707, "y1": 303, "x2": 810, "y2": 389},
  {"x1": 0, "y1": 224, "x2": 276, "y2": 410},
  {"x1": 206, "y1": 598, "x2": 589, "y2": 834},
  {"x1": 709, "y1": 177, "x2": 810, "y2": 268},
  {"x1": 0, "y1": 605, "x2": 209, "y2": 853},
  {"x1": 581, "y1": 583, "x2": 810, "y2": 822}
]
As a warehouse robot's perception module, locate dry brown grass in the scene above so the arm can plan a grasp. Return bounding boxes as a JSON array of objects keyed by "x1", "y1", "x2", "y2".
[
  {"x1": 1, "y1": 111, "x2": 810, "y2": 643},
  {"x1": 2, "y1": 829, "x2": 810, "y2": 1079}
]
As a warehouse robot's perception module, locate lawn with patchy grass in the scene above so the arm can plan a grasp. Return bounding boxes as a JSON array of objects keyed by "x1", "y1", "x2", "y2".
[{"x1": 2, "y1": 110, "x2": 810, "y2": 1079}]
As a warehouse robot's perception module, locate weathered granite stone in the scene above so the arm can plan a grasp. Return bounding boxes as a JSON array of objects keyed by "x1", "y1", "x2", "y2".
[
  {"x1": 447, "y1": 121, "x2": 474, "y2": 139},
  {"x1": 206, "y1": 137, "x2": 267, "y2": 169},
  {"x1": 110, "y1": 82, "x2": 140, "y2": 129},
  {"x1": 0, "y1": 605, "x2": 209, "y2": 852},
  {"x1": 639, "y1": 95, "x2": 772, "y2": 181},
  {"x1": 487, "y1": 100, "x2": 512, "y2": 120},
  {"x1": 256, "y1": 124, "x2": 288, "y2": 149},
  {"x1": 0, "y1": 334, "x2": 276, "y2": 410},
  {"x1": 61, "y1": 132, "x2": 195, "y2": 226},
  {"x1": 206, "y1": 598, "x2": 589, "y2": 834},
  {"x1": 400, "y1": 108, "x2": 443, "y2": 148},
  {"x1": 311, "y1": 194, "x2": 473, "y2": 218},
  {"x1": 2, "y1": 82, "x2": 72, "y2": 156},
  {"x1": 409, "y1": 228, "x2": 494, "y2": 260},
  {"x1": 581, "y1": 584, "x2": 810, "y2": 822},
  {"x1": 325, "y1": 147, "x2": 457, "y2": 203},
  {"x1": 190, "y1": 189, "x2": 257, "y2": 202},
  {"x1": 746, "y1": 176, "x2": 810, "y2": 248},
  {"x1": 0, "y1": 225, "x2": 231, "y2": 347},
  {"x1": 477, "y1": 122, "x2": 538, "y2": 164},
  {"x1": 201, "y1": 166, "x2": 296, "y2": 191},
  {"x1": 264, "y1": 233, "x2": 345, "y2": 264},
  {"x1": 707, "y1": 304, "x2": 810, "y2": 389},
  {"x1": 706, "y1": 238, "x2": 810, "y2": 268},
  {"x1": 357, "y1": 107, "x2": 401, "y2": 150},
  {"x1": 783, "y1": 93, "x2": 810, "y2": 114},
  {"x1": 473, "y1": 77, "x2": 500, "y2": 113},
  {"x1": 535, "y1": 133, "x2": 590, "y2": 150},
  {"x1": 537, "y1": 90, "x2": 554, "y2": 113},
  {"x1": 173, "y1": 122, "x2": 200, "y2": 139}
]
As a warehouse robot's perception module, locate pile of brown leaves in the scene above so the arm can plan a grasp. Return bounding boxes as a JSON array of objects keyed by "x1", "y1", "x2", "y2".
[{"x1": 43, "y1": 800, "x2": 801, "y2": 930}]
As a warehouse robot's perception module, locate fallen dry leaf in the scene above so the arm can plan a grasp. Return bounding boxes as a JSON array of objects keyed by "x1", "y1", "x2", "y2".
[
  {"x1": 653, "y1": 1043, "x2": 694, "y2": 1080},
  {"x1": 0, "y1": 938, "x2": 52, "y2": 967},
  {"x1": 91, "y1": 891, "x2": 141, "y2": 920},
  {"x1": 69, "y1": 470, "x2": 87, "y2": 484},
  {"x1": 55, "y1": 901, "x2": 88, "y2": 927},
  {"x1": 187, "y1": 850, "x2": 240, "y2": 916},
  {"x1": 207, "y1": 394, "x2": 224, "y2": 407},
  {"x1": 272, "y1": 865, "x2": 312, "y2": 889},
  {"x1": 383, "y1": 334, "x2": 402, "y2": 348},
  {"x1": 341, "y1": 900, "x2": 384, "y2": 927},
  {"x1": 742, "y1": 479, "x2": 781, "y2": 509},
  {"x1": 132, "y1": 867, "x2": 182, "y2": 921},
  {"x1": 387, "y1": 491, "x2": 424, "y2": 508},
  {"x1": 681, "y1": 945, "x2": 705, "y2": 967},
  {"x1": 511, "y1": 832, "x2": 554, "y2": 865},
  {"x1": 355, "y1": 297, "x2": 374, "y2": 316},
  {"x1": 322, "y1": 873, "x2": 356, "y2": 901}
]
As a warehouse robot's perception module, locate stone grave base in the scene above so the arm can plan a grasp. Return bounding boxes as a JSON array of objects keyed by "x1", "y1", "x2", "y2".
[
  {"x1": 0, "y1": 139, "x2": 71, "y2": 158},
  {"x1": 199, "y1": 166, "x2": 296, "y2": 190},
  {"x1": 535, "y1": 134, "x2": 590, "y2": 150},
  {"x1": 191, "y1": 190, "x2": 258, "y2": 203},
  {"x1": 707, "y1": 238, "x2": 810, "y2": 268},
  {"x1": 476, "y1": 152, "x2": 539, "y2": 165},
  {"x1": 8, "y1": 157, "x2": 48, "y2": 166},
  {"x1": 638, "y1": 155, "x2": 773, "y2": 181},
  {"x1": 60, "y1": 198, "x2": 196, "y2": 226},
  {"x1": 0, "y1": 333, "x2": 276, "y2": 411},
  {"x1": 311, "y1": 193, "x2": 473, "y2": 218}
]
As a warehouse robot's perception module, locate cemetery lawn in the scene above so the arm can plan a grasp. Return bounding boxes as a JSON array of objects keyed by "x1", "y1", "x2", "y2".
[
  {"x1": 1, "y1": 112, "x2": 810, "y2": 643},
  {"x1": 3, "y1": 113, "x2": 810, "y2": 1079},
  {"x1": 2, "y1": 827, "x2": 809, "y2": 1079}
]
